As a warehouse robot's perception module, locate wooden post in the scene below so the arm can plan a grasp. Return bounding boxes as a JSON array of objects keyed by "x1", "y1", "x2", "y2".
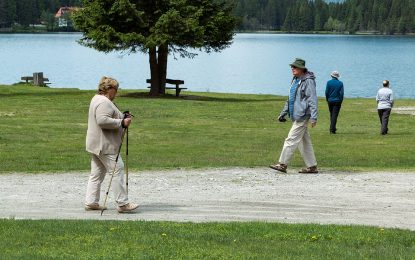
[
  {"x1": 33, "y1": 72, "x2": 44, "y2": 86},
  {"x1": 175, "y1": 83, "x2": 180, "y2": 97}
]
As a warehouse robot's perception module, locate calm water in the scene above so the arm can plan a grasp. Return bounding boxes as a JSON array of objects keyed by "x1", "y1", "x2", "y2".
[{"x1": 1, "y1": 33, "x2": 415, "y2": 98}]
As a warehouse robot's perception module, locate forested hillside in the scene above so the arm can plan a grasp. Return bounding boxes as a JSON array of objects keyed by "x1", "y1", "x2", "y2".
[
  {"x1": 0, "y1": 0, "x2": 81, "y2": 29},
  {"x1": 0, "y1": 0, "x2": 414, "y2": 34},
  {"x1": 235, "y1": 0, "x2": 415, "y2": 34}
]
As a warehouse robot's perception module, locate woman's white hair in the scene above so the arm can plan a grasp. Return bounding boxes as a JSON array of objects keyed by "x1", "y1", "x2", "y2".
[{"x1": 97, "y1": 76, "x2": 119, "y2": 94}]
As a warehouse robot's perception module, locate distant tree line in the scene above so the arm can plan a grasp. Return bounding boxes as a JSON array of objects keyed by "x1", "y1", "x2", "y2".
[
  {"x1": 1, "y1": 0, "x2": 414, "y2": 34},
  {"x1": 234, "y1": 0, "x2": 415, "y2": 34},
  {"x1": 0, "y1": 0, "x2": 81, "y2": 30}
]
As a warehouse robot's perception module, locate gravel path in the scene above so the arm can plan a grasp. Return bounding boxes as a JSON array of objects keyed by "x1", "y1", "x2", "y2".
[{"x1": 1, "y1": 168, "x2": 414, "y2": 230}]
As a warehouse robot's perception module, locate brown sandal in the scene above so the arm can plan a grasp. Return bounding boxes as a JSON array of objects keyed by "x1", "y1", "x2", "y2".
[
  {"x1": 299, "y1": 166, "x2": 318, "y2": 174},
  {"x1": 269, "y1": 163, "x2": 287, "y2": 173}
]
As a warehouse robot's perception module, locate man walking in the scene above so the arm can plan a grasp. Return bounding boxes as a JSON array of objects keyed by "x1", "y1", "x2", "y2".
[
  {"x1": 270, "y1": 58, "x2": 318, "y2": 174},
  {"x1": 325, "y1": 71, "x2": 344, "y2": 134},
  {"x1": 376, "y1": 80, "x2": 394, "y2": 135}
]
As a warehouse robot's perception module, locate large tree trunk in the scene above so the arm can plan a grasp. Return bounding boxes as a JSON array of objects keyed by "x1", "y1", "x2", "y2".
[
  {"x1": 148, "y1": 45, "x2": 169, "y2": 96},
  {"x1": 158, "y1": 44, "x2": 168, "y2": 95},
  {"x1": 149, "y1": 47, "x2": 159, "y2": 96}
]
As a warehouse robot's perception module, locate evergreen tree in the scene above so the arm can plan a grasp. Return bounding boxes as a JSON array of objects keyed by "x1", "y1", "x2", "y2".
[
  {"x1": 0, "y1": 0, "x2": 16, "y2": 28},
  {"x1": 264, "y1": 0, "x2": 278, "y2": 30},
  {"x1": 282, "y1": 7, "x2": 294, "y2": 31},
  {"x1": 73, "y1": 0, "x2": 237, "y2": 96}
]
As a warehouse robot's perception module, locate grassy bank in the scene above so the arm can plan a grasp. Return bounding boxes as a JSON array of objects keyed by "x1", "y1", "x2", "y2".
[
  {"x1": 1, "y1": 84, "x2": 415, "y2": 173},
  {"x1": 0, "y1": 219, "x2": 414, "y2": 259}
]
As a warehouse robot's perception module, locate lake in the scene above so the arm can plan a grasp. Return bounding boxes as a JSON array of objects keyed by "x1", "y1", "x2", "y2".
[{"x1": 1, "y1": 33, "x2": 415, "y2": 98}]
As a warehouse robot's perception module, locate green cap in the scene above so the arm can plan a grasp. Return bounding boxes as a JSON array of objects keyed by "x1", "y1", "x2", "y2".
[{"x1": 289, "y1": 58, "x2": 306, "y2": 69}]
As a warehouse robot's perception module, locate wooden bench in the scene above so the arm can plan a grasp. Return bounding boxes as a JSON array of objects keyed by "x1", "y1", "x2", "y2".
[
  {"x1": 21, "y1": 72, "x2": 50, "y2": 86},
  {"x1": 146, "y1": 78, "x2": 187, "y2": 97}
]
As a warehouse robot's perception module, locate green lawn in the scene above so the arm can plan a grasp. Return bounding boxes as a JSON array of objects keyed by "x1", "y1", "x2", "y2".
[
  {"x1": 1, "y1": 84, "x2": 415, "y2": 173},
  {"x1": 0, "y1": 219, "x2": 414, "y2": 259},
  {"x1": 1, "y1": 85, "x2": 415, "y2": 258}
]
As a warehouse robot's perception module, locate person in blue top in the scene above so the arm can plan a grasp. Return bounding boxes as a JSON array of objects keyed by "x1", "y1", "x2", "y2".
[
  {"x1": 325, "y1": 71, "x2": 344, "y2": 134},
  {"x1": 270, "y1": 58, "x2": 318, "y2": 174}
]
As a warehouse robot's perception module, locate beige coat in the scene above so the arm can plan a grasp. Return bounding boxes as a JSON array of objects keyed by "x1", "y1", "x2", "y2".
[{"x1": 86, "y1": 94, "x2": 123, "y2": 155}]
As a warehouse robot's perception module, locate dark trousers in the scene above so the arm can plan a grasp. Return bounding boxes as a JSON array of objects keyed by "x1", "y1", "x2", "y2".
[
  {"x1": 328, "y1": 102, "x2": 342, "y2": 133},
  {"x1": 378, "y1": 108, "x2": 391, "y2": 135}
]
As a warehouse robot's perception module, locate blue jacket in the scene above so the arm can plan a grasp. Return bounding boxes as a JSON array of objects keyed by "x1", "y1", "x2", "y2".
[
  {"x1": 325, "y1": 78, "x2": 344, "y2": 103},
  {"x1": 280, "y1": 71, "x2": 318, "y2": 123}
]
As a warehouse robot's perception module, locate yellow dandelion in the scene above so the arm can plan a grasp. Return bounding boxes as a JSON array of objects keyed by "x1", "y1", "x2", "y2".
[{"x1": 311, "y1": 235, "x2": 319, "y2": 241}]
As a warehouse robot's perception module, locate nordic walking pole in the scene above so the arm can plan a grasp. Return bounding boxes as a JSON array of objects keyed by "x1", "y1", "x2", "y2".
[
  {"x1": 123, "y1": 110, "x2": 133, "y2": 195},
  {"x1": 101, "y1": 128, "x2": 127, "y2": 216},
  {"x1": 126, "y1": 127, "x2": 129, "y2": 195}
]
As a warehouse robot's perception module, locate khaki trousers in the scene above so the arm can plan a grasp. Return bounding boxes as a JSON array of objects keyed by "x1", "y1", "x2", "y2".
[
  {"x1": 279, "y1": 120, "x2": 317, "y2": 167},
  {"x1": 85, "y1": 154, "x2": 129, "y2": 207}
]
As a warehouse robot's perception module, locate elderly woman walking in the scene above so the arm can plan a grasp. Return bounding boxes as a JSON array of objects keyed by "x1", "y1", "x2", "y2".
[
  {"x1": 85, "y1": 76, "x2": 138, "y2": 213},
  {"x1": 270, "y1": 58, "x2": 319, "y2": 174}
]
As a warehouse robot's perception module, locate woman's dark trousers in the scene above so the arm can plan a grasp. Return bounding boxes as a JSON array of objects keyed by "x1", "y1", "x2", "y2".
[
  {"x1": 378, "y1": 108, "x2": 391, "y2": 135},
  {"x1": 328, "y1": 102, "x2": 342, "y2": 133}
]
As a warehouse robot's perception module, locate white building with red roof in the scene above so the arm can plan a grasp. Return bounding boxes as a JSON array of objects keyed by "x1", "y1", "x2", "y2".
[{"x1": 55, "y1": 7, "x2": 79, "y2": 27}]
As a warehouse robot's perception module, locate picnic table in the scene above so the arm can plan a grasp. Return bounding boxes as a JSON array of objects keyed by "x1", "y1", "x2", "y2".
[
  {"x1": 21, "y1": 72, "x2": 50, "y2": 86},
  {"x1": 147, "y1": 78, "x2": 186, "y2": 97}
]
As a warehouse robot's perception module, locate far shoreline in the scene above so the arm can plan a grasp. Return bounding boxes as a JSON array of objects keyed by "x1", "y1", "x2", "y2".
[
  {"x1": 236, "y1": 30, "x2": 415, "y2": 36},
  {"x1": 1, "y1": 30, "x2": 415, "y2": 37}
]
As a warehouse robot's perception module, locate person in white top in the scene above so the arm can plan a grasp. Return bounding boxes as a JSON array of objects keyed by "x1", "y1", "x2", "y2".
[
  {"x1": 85, "y1": 76, "x2": 139, "y2": 213},
  {"x1": 376, "y1": 80, "x2": 394, "y2": 135}
]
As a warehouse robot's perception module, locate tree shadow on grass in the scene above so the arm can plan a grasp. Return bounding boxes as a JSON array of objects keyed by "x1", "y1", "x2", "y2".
[{"x1": 120, "y1": 92, "x2": 286, "y2": 103}]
